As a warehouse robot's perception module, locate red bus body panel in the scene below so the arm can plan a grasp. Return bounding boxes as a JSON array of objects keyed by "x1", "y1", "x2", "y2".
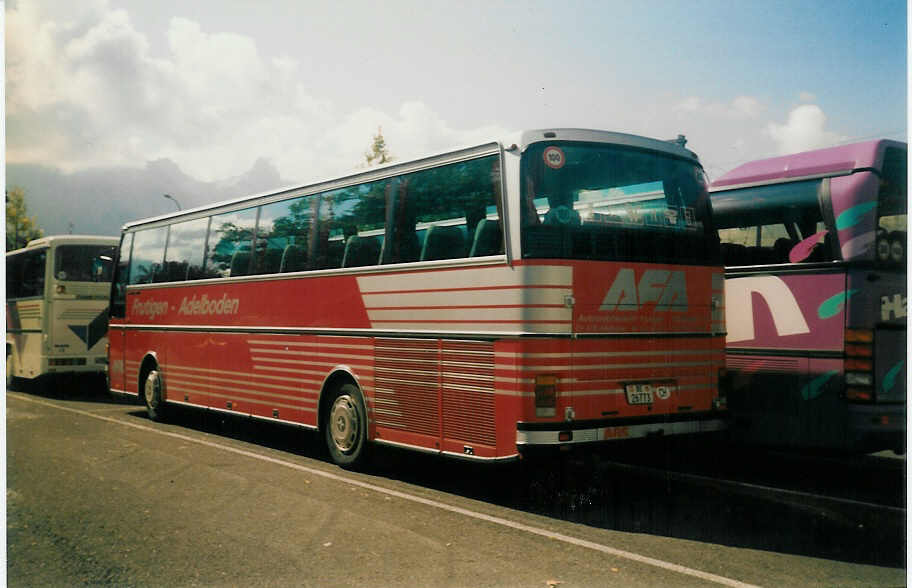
[{"x1": 110, "y1": 260, "x2": 725, "y2": 459}]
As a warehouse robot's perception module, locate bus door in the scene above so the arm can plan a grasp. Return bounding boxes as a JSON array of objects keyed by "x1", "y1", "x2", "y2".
[{"x1": 108, "y1": 234, "x2": 133, "y2": 394}]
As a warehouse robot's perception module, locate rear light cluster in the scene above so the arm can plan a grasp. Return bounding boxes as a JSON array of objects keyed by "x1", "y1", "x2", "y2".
[
  {"x1": 535, "y1": 375, "x2": 557, "y2": 417},
  {"x1": 845, "y1": 329, "x2": 874, "y2": 402}
]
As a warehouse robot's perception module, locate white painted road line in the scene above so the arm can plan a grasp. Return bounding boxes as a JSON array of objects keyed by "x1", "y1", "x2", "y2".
[{"x1": 9, "y1": 393, "x2": 759, "y2": 588}]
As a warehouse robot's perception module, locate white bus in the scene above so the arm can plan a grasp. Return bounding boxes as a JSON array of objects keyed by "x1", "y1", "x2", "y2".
[{"x1": 6, "y1": 235, "x2": 119, "y2": 389}]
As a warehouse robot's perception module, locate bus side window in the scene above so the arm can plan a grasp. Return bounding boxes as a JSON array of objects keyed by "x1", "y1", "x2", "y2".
[
  {"x1": 324, "y1": 181, "x2": 386, "y2": 268},
  {"x1": 17, "y1": 250, "x2": 47, "y2": 298},
  {"x1": 381, "y1": 178, "x2": 420, "y2": 265},
  {"x1": 207, "y1": 207, "x2": 257, "y2": 278},
  {"x1": 255, "y1": 196, "x2": 314, "y2": 275},
  {"x1": 129, "y1": 227, "x2": 168, "y2": 285},
  {"x1": 6, "y1": 255, "x2": 22, "y2": 299},
  {"x1": 165, "y1": 217, "x2": 209, "y2": 282},
  {"x1": 401, "y1": 153, "x2": 501, "y2": 263}
]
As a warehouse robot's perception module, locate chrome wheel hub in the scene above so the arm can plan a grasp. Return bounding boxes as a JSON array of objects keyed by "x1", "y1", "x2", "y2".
[
  {"x1": 329, "y1": 395, "x2": 359, "y2": 452},
  {"x1": 145, "y1": 371, "x2": 159, "y2": 405}
]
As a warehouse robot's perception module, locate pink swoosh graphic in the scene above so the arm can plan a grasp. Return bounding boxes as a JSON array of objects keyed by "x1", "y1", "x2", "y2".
[{"x1": 789, "y1": 230, "x2": 827, "y2": 263}]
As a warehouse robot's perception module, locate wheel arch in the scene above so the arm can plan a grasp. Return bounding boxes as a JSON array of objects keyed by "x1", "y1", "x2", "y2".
[{"x1": 317, "y1": 366, "x2": 367, "y2": 434}]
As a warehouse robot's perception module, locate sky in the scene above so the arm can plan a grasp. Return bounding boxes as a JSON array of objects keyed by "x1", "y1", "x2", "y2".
[{"x1": 4, "y1": 0, "x2": 908, "y2": 236}]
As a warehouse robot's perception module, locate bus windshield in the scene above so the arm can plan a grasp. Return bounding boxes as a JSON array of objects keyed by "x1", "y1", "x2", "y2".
[
  {"x1": 54, "y1": 244, "x2": 116, "y2": 282},
  {"x1": 520, "y1": 142, "x2": 718, "y2": 265}
]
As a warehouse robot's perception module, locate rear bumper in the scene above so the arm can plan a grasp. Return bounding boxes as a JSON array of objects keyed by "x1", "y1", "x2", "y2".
[
  {"x1": 516, "y1": 411, "x2": 728, "y2": 448},
  {"x1": 848, "y1": 403, "x2": 906, "y2": 452}
]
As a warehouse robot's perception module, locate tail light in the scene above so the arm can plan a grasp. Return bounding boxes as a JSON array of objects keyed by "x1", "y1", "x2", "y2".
[
  {"x1": 844, "y1": 328, "x2": 874, "y2": 403},
  {"x1": 534, "y1": 375, "x2": 557, "y2": 417}
]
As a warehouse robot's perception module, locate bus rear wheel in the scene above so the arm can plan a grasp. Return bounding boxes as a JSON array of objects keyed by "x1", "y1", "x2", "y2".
[
  {"x1": 323, "y1": 382, "x2": 368, "y2": 468},
  {"x1": 143, "y1": 369, "x2": 168, "y2": 422}
]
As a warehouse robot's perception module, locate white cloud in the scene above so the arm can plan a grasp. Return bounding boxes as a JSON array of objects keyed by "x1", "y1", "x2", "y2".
[
  {"x1": 662, "y1": 94, "x2": 777, "y2": 180},
  {"x1": 731, "y1": 96, "x2": 763, "y2": 118},
  {"x1": 5, "y1": 2, "x2": 508, "y2": 185},
  {"x1": 765, "y1": 104, "x2": 844, "y2": 155},
  {"x1": 673, "y1": 95, "x2": 763, "y2": 119}
]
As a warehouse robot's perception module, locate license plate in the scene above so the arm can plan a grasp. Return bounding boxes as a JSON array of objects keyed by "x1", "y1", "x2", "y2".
[{"x1": 625, "y1": 381, "x2": 676, "y2": 405}]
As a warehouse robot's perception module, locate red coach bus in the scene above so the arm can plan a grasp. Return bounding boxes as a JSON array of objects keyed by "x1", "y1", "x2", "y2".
[
  {"x1": 711, "y1": 139, "x2": 906, "y2": 453},
  {"x1": 108, "y1": 129, "x2": 727, "y2": 466}
]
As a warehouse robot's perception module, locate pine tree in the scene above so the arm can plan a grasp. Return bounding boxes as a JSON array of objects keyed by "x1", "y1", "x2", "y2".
[{"x1": 364, "y1": 127, "x2": 393, "y2": 167}]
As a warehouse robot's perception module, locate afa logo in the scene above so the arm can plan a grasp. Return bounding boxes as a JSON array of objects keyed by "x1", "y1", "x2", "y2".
[{"x1": 599, "y1": 269, "x2": 688, "y2": 312}]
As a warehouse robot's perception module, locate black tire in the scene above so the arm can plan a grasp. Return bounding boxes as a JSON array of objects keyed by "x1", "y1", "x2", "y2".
[
  {"x1": 143, "y1": 368, "x2": 168, "y2": 422},
  {"x1": 323, "y1": 382, "x2": 368, "y2": 468}
]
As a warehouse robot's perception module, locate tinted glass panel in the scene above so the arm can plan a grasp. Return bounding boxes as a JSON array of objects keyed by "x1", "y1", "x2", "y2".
[
  {"x1": 54, "y1": 245, "x2": 116, "y2": 282},
  {"x1": 393, "y1": 154, "x2": 502, "y2": 262},
  {"x1": 713, "y1": 180, "x2": 834, "y2": 266},
  {"x1": 252, "y1": 196, "x2": 318, "y2": 274},
  {"x1": 129, "y1": 227, "x2": 168, "y2": 285},
  {"x1": 164, "y1": 217, "x2": 211, "y2": 281},
  {"x1": 712, "y1": 180, "x2": 822, "y2": 229},
  {"x1": 323, "y1": 181, "x2": 387, "y2": 268},
  {"x1": 206, "y1": 208, "x2": 258, "y2": 277},
  {"x1": 521, "y1": 142, "x2": 717, "y2": 265},
  {"x1": 6, "y1": 249, "x2": 47, "y2": 299}
]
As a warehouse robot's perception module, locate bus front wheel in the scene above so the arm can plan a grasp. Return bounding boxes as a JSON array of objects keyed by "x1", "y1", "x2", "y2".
[
  {"x1": 143, "y1": 369, "x2": 168, "y2": 422},
  {"x1": 323, "y1": 382, "x2": 368, "y2": 468}
]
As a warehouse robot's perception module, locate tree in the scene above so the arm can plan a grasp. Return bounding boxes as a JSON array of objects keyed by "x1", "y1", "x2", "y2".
[
  {"x1": 6, "y1": 187, "x2": 44, "y2": 251},
  {"x1": 364, "y1": 127, "x2": 393, "y2": 167}
]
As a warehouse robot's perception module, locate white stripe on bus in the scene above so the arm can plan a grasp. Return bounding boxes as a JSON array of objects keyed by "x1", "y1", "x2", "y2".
[
  {"x1": 495, "y1": 349, "x2": 719, "y2": 359},
  {"x1": 362, "y1": 288, "x2": 571, "y2": 308},
  {"x1": 246, "y1": 339, "x2": 375, "y2": 351},
  {"x1": 366, "y1": 307, "x2": 571, "y2": 322},
  {"x1": 356, "y1": 265, "x2": 573, "y2": 293}
]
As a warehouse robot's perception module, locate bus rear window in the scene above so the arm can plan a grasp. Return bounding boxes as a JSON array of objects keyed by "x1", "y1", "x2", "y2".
[
  {"x1": 520, "y1": 142, "x2": 718, "y2": 265},
  {"x1": 54, "y1": 245, "x2": 116, "y2": 282}
]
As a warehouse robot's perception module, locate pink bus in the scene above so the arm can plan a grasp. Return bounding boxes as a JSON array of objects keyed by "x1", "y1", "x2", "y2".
[{"x1": 711, "y1": 140, "x2": 906, "y2": 453}]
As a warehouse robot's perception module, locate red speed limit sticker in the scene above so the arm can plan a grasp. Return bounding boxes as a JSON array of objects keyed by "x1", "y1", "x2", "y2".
[{"x1": 543, "y1": 146, "x2": 566, "y2": 169}]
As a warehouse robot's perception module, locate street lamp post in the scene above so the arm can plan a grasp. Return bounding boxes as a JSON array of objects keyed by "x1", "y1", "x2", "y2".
[{"x1": 163, "y1": 193, "x2": 182, "y2": 211}]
